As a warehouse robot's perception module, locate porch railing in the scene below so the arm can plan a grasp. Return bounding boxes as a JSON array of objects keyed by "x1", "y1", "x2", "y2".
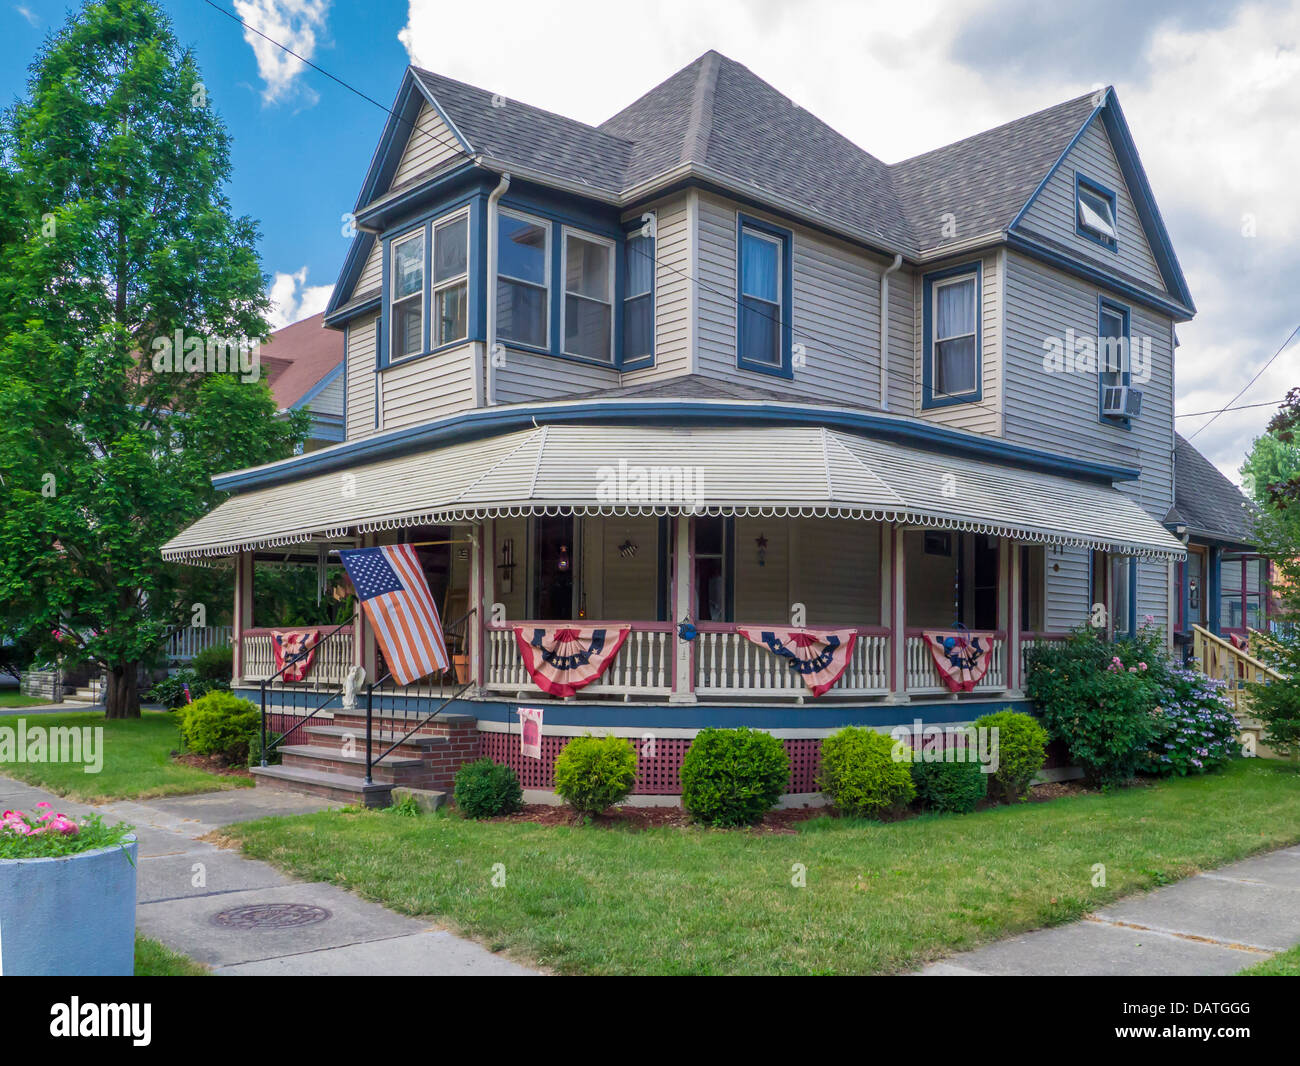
[
  {"x1": 694, "y1": 625, "x2": 890, "y2": 698},
  {"x1": 485, "y1": 622, "x2": 673, "y2": 698},
  {"x1": 241, "y1": 624, "x2": 356, "y2": 686},
  {"x1": 166, "y1": 625, "x2": 233, "y2": 663},
  {"x1": 1191, "y1": 624, "x2": 1282, "y2": 716},
  {"x1": 1019, "y1": 631, "x2": 1070, "y2": 689},
  {"x1": 258, "y1": 615, "x2": 358, "y2": 764},
  {"x1": 904, "y1": 630, "x2": 1006, "y2": 694}
]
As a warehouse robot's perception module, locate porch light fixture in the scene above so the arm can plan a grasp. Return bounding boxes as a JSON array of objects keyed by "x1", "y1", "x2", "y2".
[{"x1": 557, "y1": 545, "x2": 570, "y2": 572}]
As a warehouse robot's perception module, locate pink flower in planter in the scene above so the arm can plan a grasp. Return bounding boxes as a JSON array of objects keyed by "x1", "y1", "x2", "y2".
[{"x1": 51, "y1": 816, "x2": 79, "y2": 836}]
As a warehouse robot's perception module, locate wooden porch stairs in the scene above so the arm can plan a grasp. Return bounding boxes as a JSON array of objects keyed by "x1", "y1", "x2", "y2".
[
  {"x1": 249, "y1": 707, "x2": 481, "y2": 807},
  {"x1": 1190, "y1": 625, "x2": 1285, "y2": 756}
]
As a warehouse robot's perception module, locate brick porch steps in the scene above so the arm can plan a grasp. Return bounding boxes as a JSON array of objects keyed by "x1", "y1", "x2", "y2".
[
  {"x1": 300, "y1": 724, "x2": 447, "y2": 759},
  {"x1": 249, "y1": 764, "x2": 395, "y2": 807}
]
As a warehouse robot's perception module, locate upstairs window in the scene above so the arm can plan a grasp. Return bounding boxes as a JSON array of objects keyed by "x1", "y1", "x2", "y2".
[
  {"x1": 432, "y1": 212, "x2": 468, "y2": 347},
  {"x1": 497, "y1": 211, "x2": 549, "y2": 349},
  {"x1": 1076, "y1": 174, "x2": 1118, "y2": 249},
  {"x1": 623, "y1": 231, "x2": 654, "y2": 362},
  {"x1": 1098, "y1": 298, "x2": 1131, "y2": 422},
  {"x1": 923, "y1": 262, "x2": 981, "y2": 407},
  {"x1": 562, "y1": 230, "x2": 615, "y2": 362},
  {"x1": 390, "y1": 229, "x2": 425, "y2": 361},
  {"x1": 739, "y1": 227, "x2": 780, "y2": 367}
]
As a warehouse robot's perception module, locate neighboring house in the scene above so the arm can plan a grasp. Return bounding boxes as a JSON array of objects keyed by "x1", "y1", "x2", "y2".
[
  {"x1": 261, "y1": 312, "x2": 345, "y2": 451},
  {"x1": 165, "y1": 52, "x2": 1248, "y2": 804},
  {"x1": 1170, "y1": 434, "x2": 1270, "y2": 642}
]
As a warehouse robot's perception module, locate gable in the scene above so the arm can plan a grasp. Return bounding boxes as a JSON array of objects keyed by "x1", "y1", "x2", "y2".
[{"x1": 390, "y1": 102, "x2": 470, "y2": 192}]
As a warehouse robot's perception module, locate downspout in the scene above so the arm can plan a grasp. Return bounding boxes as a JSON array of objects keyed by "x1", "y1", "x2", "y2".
[
  {"x1": 485, "y1": 172, "x2": 511, "y2": 406},
  {"x1": 878, "y1": 254, "x2": 903, "y2": 410}
]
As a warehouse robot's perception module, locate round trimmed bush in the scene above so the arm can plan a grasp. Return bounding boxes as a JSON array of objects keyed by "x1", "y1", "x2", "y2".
[
  {"x1": 178, "y1": 691, "x2": 259, "y2": 764},
  {"x1": 910, "y1": 754, "x2": 987, "y2": 814},
  {"x1": 817, "y1": 727, "x2": 915, "y2": 817},
  {"x1": 971, "y1": 709, "x2": 1048, "y2": 801},
  {"x1": 454, "y1": 758, "x2": 523, "y2": 819},
  {"x1": 191, "y1": 643, "x2": 234, "y2": 685},
  {"x1": 553, "y1": 734, "x2": 638, "y2": 815},
  {"x1": 680, "y1": 728, "x2": 789, "y2": 826}
]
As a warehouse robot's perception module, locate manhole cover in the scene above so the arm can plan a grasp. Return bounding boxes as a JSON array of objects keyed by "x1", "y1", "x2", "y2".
[{"x1": 210, "y1": 903, "x2": 331, "y2": 930}]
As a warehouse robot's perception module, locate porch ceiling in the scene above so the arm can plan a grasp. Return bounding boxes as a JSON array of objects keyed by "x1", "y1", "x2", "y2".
[{"x1": 161, "y1": 424, "x2": 1186, "y2": 561}]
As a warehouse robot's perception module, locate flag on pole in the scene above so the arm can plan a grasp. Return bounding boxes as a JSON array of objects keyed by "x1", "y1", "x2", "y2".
[{"x1": 339, "y1": 545, "x2": 449, "y2": 686}]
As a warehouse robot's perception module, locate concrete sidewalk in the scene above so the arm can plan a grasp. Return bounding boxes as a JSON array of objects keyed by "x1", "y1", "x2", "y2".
[
  {"x1": 0, "y1": 774, "x2": 538, "y2": 976},
  {"x1": 918, "y1": 845, "x2": 1300, "y2": 975}
]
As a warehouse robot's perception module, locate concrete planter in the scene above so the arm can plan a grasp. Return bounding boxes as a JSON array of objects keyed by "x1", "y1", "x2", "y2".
[{"x1": 0, "y1": 835, "x2": 137, "y2": 976}]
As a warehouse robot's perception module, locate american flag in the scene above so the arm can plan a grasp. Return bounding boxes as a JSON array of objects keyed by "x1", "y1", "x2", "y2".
[{"x1": 339, "y1": 545, "x2": 448, "y2": 686}]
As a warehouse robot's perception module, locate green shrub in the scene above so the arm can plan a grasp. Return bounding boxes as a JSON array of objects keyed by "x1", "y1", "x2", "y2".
[
  {"x1": 817, "y1": 727, "x2": 915, "y2": 817},
  {"x1": 680, "y1": 728, "x2": 790, "y2": 826},
  {"x1": 191, "y1": 643, "x2": 234, "y2": 685},
  {"x1": 454, "y1": 758, "x2": 523, "y2": 819},
  {"x1": 971, "y1": 709, "x2": 1048, "y2": 801},
  {"x1": 147, "y1": 669, "x2": 209, "y2": 710},
  {"x1": 178, "y1": 691, "x2": 259, "y2": 764},
  {"x1": 910, "y1": 752, "x2": 987, "y2": 814},
  {"x1": 1025, "y1": 626, "x2": 1164, "y2": 787},
  {"x1": 1149, "y1": 665, "x2": 1241, "y2": 775},
  {"x1": 247, "y1": 728, "x2": 283, "y2": 768},
  {"x1": 1245, "y1": 630, "x2": 1300, "y2": 759},
  {"x1": 553, "y1": 734, "x2": 638, "y2": 815}
]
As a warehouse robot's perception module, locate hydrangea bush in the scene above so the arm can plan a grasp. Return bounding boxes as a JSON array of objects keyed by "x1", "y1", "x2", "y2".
[
  {"x1": 1148, "y1": 666, "x2": 1241, "y2": 776},
  {"x1": 0, "y1": 804, "x2": 133, "y2": 859}
]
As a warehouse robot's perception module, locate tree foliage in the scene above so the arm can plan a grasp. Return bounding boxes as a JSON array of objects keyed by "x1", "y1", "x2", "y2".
[{"x1": 0, "y1": 0, "x2": 306, "y2": 716}]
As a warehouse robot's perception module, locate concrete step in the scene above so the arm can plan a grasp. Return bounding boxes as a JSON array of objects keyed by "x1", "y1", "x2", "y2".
[
  {"x1": 278, "y1": 744, "x2": 425, "y2": 770},
  {"x1": 302, "y1": 724, "x2": 447, "y2": 755},
  {"x1": 250, "y1": 764, "x2": 394, "y2": 807}
]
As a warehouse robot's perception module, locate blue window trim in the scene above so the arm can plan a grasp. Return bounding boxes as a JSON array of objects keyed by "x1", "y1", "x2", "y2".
[
  {"x1": 1097, "y1": 295, "x2": 1132, "y2": 429},
  {"x1": 735, "y1": 213, "x2": 793, "y2": 380},
  {"x1": 921, "y1": 260, "x2": 983, "y2": 410},
  {"x1": 1075, "y1": 172, "x2": 1119, "y2": 253},
  {"x1": 620, "y1": 219, "x2": 655, "y2": 372}
]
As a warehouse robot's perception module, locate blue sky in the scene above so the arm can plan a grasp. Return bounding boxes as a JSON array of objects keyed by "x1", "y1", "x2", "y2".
[{"x1": 3, "y1": 0, "x2": 1299, "y2": 481}]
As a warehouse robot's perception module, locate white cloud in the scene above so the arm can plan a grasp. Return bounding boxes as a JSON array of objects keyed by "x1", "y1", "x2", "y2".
[
  {"x1": 234, "y1": 0, "x2": 330, "y2": 106},
  {"x1": 267, "y1": 267, "x2": 332, "y2": 330},
  {"x1": 14, "y1": 4, "x2": 38, "y2": 27},
  {"x1": 399, "y1": 0, "x2": 1300, "y2": 483}
]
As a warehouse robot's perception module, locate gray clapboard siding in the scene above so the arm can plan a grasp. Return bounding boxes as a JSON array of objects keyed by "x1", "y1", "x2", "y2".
[
  {"x1": 311, "y1": 372, "x2": 344, "y2": 418},
  {"x1": 595, "y1": 516, "x2": 660, "y2": 619},
  {"x1": 380, "y1": 344, "x2": 476, "y2": 431},
  {"x1": 493, "y1": 347, "x2": 620, "y2": 404},
  {"x1": 1017, "y1": 117, "x2": 1165, "y2": 293},
  {"x1": 620, "y1": 195, "x2": 691, "y2": 385},
  {"x1": 910, "y1": 250, "x2": 1002, "y2": 435},
  {"x1": 357, "y1": 238, "x2": 382, "y2": 295},
  {"x1": 391, "y1": 103, "x2": 466, "y2": 189},
  {"x1": 344, "y1": 314, "x2": 378, "y2": 441}
]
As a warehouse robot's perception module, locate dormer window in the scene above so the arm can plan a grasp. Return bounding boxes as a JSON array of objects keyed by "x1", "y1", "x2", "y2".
[
  {"x1": 1076, "y1": 174, "x2": 1118, "y2": 250},
  {"x1": 390, "y1": 229, "x2": 425, "y2": 360}
]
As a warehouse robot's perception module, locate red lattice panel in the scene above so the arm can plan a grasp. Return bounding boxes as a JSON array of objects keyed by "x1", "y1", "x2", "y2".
[{"x1": 478, "y1": 731, "x2": 824, "y2": 797}]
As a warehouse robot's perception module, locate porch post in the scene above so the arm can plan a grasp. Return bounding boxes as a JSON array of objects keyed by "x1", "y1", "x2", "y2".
[
  {"x1": 231, "y1": 550, "x2": 253, "y2": 684},
  {"x1": 887, "y1": 524, "x2": 908, "y2": 702},
  {"x1": 670, "y1": 514, "x2": 696, "y2": 703},
  {"x1": 1005, "y1": 540, "x2": 1023, "y2": 697},
  {"x1": 474, "y1": 519, "x2": 493, "y2": 690},
  {"x1": 356, "y1": 533, "x2": 377, "y2": 679}
]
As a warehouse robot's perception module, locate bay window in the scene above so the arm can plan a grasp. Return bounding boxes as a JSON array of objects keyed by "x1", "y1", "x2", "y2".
[
  {"x1": 623, "y1": 231, "x2": 653, "y2": 362},
  {"x1": 563, "y1": 230, "x2": 614, "y2": 362},
  {"x1": 497, "y1": 210, "x2": 549, "y2": 349},
  {"x1": 738, "y1": 224, "x2": 782, "y2": 370},
  {"x1": 432, "y1": 212, "x2": 468, "y2": 347},
  {"x1": 923, "y1": 262, "x2": 980, "y2": 407},
  {"x1": 390, "y1": 229, "x2": 425, "y2": 361}
]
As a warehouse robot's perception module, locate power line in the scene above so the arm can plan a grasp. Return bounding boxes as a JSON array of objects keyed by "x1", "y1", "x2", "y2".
[
  {"x1": 1175, "y1": 398, "x2": 1287, "y2": 419},
  {"x1": 1185, "y1": 322, "x2": 1300, "y2": 441}
]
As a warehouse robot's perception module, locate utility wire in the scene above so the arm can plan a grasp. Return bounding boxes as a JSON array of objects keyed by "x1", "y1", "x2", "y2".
[{"x1": 1185, "y1": 323, "x2": 1300, "y2": 441}]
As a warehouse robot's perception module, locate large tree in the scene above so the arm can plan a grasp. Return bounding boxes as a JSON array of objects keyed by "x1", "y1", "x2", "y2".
[{"x1": 0, "y1": 0, "x2": 306, "y2": 717}]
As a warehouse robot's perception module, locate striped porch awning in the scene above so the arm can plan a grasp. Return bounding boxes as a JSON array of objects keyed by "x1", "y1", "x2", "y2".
[{"x1": 161, "y1": 424, "x2": 1186, "y2": 561}]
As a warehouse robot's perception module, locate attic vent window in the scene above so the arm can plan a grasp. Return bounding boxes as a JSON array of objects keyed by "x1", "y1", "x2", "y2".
[{"x1": 1076, "y1": 175, "x2": 1118, "y2": 249}]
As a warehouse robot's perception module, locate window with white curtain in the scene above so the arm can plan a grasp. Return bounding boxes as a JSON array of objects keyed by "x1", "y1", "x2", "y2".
[
  {"x1": 497, "y1": 211, "x2": 549, "y2": 349},
  {"x1": 563, "y1": 230, "x2": 614, "y2": 362},
  {"x1": 390, "y1": 229, "x2": 425, "y2": 360},
  {"x1": 623, "y1": 232, "x2": 653, "y2": 361},
  {"x1": 931, "y1": 274, "x2": 978, "y2": 398},
  {"x1": 739, "y1": 225, "x2": 781, "y2": 366}
]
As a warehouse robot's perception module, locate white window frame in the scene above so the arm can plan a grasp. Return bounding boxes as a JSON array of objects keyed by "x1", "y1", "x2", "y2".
[
  {"x1": 623, "y1": 230, "x2": 655, "y2": 362},
  {"x1": 431, "y1": 207, "x2": 470, "y2": 349},
  {"x1": 1077, "y1": 181, "x2": 1118, "y2": 242},
  {"x1": 560, "y1": 226, "x2": 617, "y2": 363},
  {"x1": 497, "y1": 207, "x2": 551, "y2": 350},
  {"x1": 930, "y1": 273, "x2": 979, "y2": 398},
  {"x1": 389, "y1": 226, "x2": 426, "y2": 363},
  {"x1": 738, "y1": 225, "x2": 783, "y2": 367}
]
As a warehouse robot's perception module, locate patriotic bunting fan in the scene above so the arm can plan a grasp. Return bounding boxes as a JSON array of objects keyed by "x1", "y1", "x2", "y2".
[
  {"x1": 737, "y1": 627, "x2": 857, "y2": 697},
  {"x1": 272, "y1": 629, "x2": 320, "y2": 682},
  {"x1": 513, "y1": 626, "x2": 631, "y2": 697},
  {"x1": 921, "y1": 629, "x2": 993, "y2": 692}
]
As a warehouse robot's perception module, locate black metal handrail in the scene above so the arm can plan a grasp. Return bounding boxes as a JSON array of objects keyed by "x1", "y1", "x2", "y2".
[
  {"x1": 257, "y1": 613, "x2": 358, "y2": 767},
  {"x1": 364, "y1": 608, "x2": 476, "y2": 784}
]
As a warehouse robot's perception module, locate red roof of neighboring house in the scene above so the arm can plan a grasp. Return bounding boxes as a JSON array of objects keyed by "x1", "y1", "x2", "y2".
[{"x1": 261, "y1": 312, "x2": 344, "y2": 410}]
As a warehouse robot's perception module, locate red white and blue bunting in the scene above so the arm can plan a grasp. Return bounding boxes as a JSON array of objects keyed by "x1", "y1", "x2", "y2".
[
  {"x1": 513, "y1": 625, "x2": 632, "y2": 698},
  {"x1": 921, "y1": 630, "x2": 994, "y2": 692},
  {"x1": 272, "y1": 629, "x2": 320, "y2": 682},
  {"x1": 737, "y1": 627, "x2": 858, "y2": 697}
]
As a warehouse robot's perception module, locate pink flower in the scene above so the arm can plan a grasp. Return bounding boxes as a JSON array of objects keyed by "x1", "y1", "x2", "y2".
[
  {"x1": 1128, "y1": 666, "x2": 1137, "y2": 673},
  {"x1": 1138, "y1": 662, "x2": 1148, "y2": 671},
  {"x1": 51, "y1": 816, "x2": 78, "y2": 836},
  {"x1": 34, "y1": 801, "x2": 51, "y2": 809}
]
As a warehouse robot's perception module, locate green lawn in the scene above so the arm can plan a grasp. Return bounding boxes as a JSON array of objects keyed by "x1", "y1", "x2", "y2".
[
  {"x1": 0, "y1": 710, "x2": 250, "y2": 802},
  {"x1": 0, "y1": 691, "x2": 54, "y2": 708},
  {"x1": 134, "y1": 935, "x2": 208, "y2": 976},
  {"x1": 225, "y1": 758, "x2": 1300, "y2": 976},
  {"x1": 1239, "y1": 943, "x2": 1300, "y2": 976}
]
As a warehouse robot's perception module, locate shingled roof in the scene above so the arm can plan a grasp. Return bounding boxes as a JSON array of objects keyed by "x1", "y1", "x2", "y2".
[
  {"x1": 407, "y1": 51, "x2": 1103, "y2": 259},
  {"x1": 1174, "y1": 434, "x2": 1258, "y2": 547}
]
